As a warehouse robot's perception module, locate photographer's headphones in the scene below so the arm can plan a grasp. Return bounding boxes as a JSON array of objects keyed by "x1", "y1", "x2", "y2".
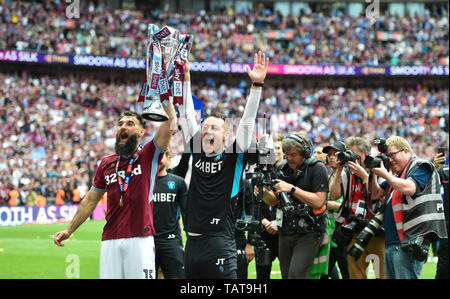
[{"x1": 286, "y1": 134, "x2": 312, "y2": 159}]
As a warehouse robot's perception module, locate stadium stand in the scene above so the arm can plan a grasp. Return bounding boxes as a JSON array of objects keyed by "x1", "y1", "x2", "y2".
[
  {"x1": 0, "y1": 0, "x2": 448, "y2": 206},
  {"x1": 0, "y1": 0, "x2": 448, "y2": 65}
]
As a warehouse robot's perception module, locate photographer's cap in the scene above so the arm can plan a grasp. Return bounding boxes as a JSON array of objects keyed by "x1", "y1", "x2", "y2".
[{"x1": 323, "y1": 141, "x2": 346, "y2": 153}]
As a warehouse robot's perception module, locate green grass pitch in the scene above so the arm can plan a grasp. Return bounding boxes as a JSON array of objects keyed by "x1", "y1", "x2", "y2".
[{"x1": 0, "y1": 219, "x2": 438, "y2": 279}]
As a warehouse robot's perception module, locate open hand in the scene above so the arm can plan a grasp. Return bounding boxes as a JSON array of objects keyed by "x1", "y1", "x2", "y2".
[{"x1": 245, "y1": 51, "x2": 269, "y2": 84}]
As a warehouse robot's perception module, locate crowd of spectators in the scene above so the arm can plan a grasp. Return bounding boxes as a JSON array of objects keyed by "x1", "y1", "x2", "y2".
[
  {"x1": 0, "y1": 0, "x2": 448, "y2": 66},
  {"x1": 194, "y1": 79, "x2": 448, "y2": 154},
  {"x1": 0, "y1": 71, "x2": 448, "y2": 206},
  {"x1": 0, "y1": 71, "x2": 154, "y2": 206}
]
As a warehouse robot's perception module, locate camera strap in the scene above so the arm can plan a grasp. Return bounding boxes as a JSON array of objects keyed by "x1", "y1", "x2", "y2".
[{"x1": 343, "y1": 173, "x2": 370, "y2": 222}]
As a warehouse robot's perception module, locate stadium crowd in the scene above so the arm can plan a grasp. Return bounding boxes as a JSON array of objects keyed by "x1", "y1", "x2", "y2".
[
  {"x1": 0, "y1": 0, "x2": 448, "y2": 66},
  {"x1": 0, "y1": 71, "x2": 448, "y2": 206}
]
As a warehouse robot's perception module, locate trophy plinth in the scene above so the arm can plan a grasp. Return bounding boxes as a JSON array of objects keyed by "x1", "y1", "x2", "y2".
[{"x1": 141, "y1": 96, "x2": 169, "y2": 121}]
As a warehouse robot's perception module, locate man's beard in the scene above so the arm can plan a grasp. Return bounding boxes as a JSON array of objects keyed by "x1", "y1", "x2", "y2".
[{"x1": 115, "y1": 133, "x2": 138, "y2": 157}]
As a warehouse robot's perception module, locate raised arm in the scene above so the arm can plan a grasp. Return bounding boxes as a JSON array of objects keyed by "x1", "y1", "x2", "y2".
[
  {"x1": 153, "y1": 99, "x2": 177, "y2": 151},
  {"x1": 371, "y1": 161, "x2": 419, "y2": 197},
  {"x1": 177, "y1": 58, "x2": 199, "y2": 144},
  {"x1": 235, "y1": 51, "x2": 269, "y2": 152},
  {"x1": 329, "y1": 165, "x2": 344, "y2": 201}
]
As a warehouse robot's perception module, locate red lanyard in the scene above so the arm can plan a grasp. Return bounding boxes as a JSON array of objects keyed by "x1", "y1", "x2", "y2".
[{"x1": 115, "y1": 150, "x2": 139, "y2": 207}]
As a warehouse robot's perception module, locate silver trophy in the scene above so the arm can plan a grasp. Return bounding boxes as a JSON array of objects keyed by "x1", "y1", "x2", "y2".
[{"x1": 141, "y1": 25, "x2": 192, "y2": 121}]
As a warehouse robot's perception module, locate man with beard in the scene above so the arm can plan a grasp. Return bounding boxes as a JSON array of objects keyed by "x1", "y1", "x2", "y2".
[
  {"x1": 54, "y1": 100, "x2": 177, "y2": 279},
  {"x1": 177, "y1": 51, "x2": 269, "y2": 278}
]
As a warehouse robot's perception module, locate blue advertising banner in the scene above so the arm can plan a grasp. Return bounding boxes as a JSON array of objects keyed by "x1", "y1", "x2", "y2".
[{"x1": 1, "y1": 49, "x2": 448, "y2": 76}]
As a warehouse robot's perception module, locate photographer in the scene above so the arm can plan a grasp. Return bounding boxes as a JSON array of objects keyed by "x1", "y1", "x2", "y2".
[
  {"x1": 434, "y1": 150, "x2": 449, "y2": 279},
  {"x1": 322, "y1": 141, "x2": 349, "y2": 279},
  {"x1": 370, "y1": 136, "x2": 447, "y2": 279},
  {"x1": 253, "y1": 134, "x2": 283, "y2": 279},
  {"x1": 261, "y1": 132, "x2": 329, "y2": 279},
  {"x1": 329, "y1": 137, "x2": 386, "y2": 279}
]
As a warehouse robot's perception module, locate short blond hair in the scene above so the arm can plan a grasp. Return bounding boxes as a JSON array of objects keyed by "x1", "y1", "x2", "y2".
[
  {"x1": 273, "y1": 133, "x2": 284, "y2": 143},
  {"x1": 386, "y1": 136, "x2": 414, "y2": 154}
]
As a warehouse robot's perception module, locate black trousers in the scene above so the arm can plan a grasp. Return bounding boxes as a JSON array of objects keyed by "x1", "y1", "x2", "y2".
[
  {"x1": 322, "y1": 243, "x2": 349, "y2": 279},
  {"x1": 436, "y1": 237, "x2": 449, "y2": 279},
  {"x1": 155, "y1": 234, "x2": 185, "y2": 279},
  {"x1": 256, "y1": 233, "x2": 279, "y2": 279},
  {"x1": 278, "y1": 232, "x2": 323, "y2": 279},
  {"x1": 185, "y1": 235, "x2": 237, "y2": 279}
]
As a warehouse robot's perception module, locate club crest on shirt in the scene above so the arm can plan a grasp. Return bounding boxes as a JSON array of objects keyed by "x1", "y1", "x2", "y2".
[{"x1": 167, "y1": 181, "x2": 175, "y2": 190}]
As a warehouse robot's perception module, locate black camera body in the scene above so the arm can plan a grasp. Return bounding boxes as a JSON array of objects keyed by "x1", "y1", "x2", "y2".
[
  {"x1": 235, "y1": 215, "x2": 262, "y2": 234},
  {"x1": 338, "y1": 150, "x2": 358, "y2": 164},
  {"x1": 364, "y1": 154, "x2": 389, "y2": 169},
  {"x1": 333, "y1": 214, "x2": 367, "y2": 247},
  {"x1": 246, "y1": 163, "x2": 293, "y2": 215},
  {"x1": 400, "y1": 235, "x2": 430, "y2": 262},
  {"x1": 282, "y1": 203, "x2": 325, "y2": 234},
  {"x1": 237, "y1": 132, "x2": 279, "y2": 266},
  {"x1": 374, "y1": 137, "x2": 387, "y2": 153},
  {"x1": 365, "y1": 137, "x2": 389, "y2": 169},
  {"x1": 235, "y1": 215, "x2": 272, "y2": 266}
]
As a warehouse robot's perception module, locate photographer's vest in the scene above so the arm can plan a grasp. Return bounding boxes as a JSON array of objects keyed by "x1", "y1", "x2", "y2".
[
  {"x1": 388, "y1": 158, "x2": 447, "y2": 243},
  {"x1": 335, "y1": 167, "x2": 372, "y2": 225}
]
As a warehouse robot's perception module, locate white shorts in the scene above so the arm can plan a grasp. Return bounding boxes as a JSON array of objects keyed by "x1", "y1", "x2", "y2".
[{"x1": 99, "y1": 236, "x2": 155, "y2": 279}]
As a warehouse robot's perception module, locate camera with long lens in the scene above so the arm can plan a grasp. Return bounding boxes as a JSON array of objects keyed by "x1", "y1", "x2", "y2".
[
  {"x1": 333, "y1": 214, "x2": 367, "y2": 247},
  {"x1": 246, "y1": 131, "x2": 294, "y2": 215},
  {"x1": 364, "y1": 138, "x2": 389, "y2": 169},
  {"x1": 338, "y1": 150, "x2": 358, "y2": 164},
  {"x1": 400, "y1": 236, "x2": 430, "y2": 262},
  {"x1": 332, "y1": 201, "x2": 368, "y2": 246},
  {"x1": 348, "y1": 212, "x2": 384, "y2": 260},
  {"x1": 237, "y1": 127, "x2": 278, "y2": 266}
]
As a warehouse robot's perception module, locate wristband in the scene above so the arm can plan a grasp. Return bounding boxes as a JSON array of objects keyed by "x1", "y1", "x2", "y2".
[
  {"x1": 290, "y1": 186, "x2": 297, "y2": 196},
  {"x1": 252, "y1": 82, "x2": 264, "y2": 88}
]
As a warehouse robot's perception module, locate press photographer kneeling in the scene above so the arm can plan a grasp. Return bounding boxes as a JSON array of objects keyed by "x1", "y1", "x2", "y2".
[
  {"x1": 261, "y1": 132, "x2": 329, "y2": 279},
  {"x1": 370, "y1": 136, "x2": 447, "y2": 279}
]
